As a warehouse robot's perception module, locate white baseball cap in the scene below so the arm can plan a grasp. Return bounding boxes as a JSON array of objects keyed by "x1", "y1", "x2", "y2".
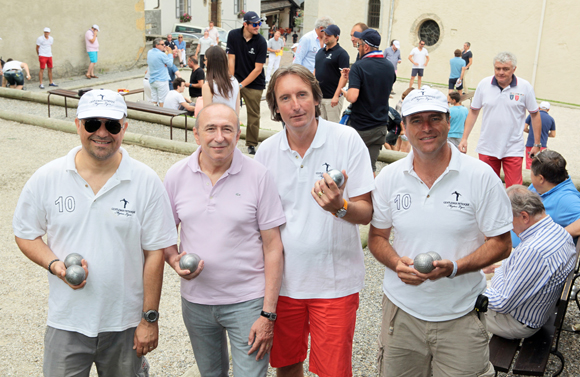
[
  {"x1": 539, "y1": 101, "x2": 550, "y2": 110},
  {"x1": 92, "y1": 24, "x2": 100, "y2": 31},
  {"x1": 393, "y1": 40, "x2": 400, "y2": 48},
  {"x1": 401, "y1": 87, "x2": 449, "y2": 117},
  {"x1": 44, "y1": 27, "x2": 51, "y2": 33},
  {"x1": 76, "y1": 89, "x2": 127, "y2": 120}
]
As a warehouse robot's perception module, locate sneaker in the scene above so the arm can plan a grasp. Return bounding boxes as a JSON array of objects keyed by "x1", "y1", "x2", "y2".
[
  {"x1": 247, "y1": 146, "x2": 256, "y2": 155},
  {"x1": 49, "y1": 83, "x2": 58, "y2": 87},
  {"x1": 39, "y1": 84, "x2": 45, "y2": 89}
]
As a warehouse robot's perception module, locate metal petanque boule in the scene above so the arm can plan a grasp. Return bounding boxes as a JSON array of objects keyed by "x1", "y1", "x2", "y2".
[
  {"x1": 327, "y1": 169, "x2": 345, "y2": 187},
  {"x1": 65, "y1": 265, "x2": 86, "y2": 286},
  {"x1": 413, "y1": 253, "x2": 435, "y2": 273},
  {"x1": 179, "y1": 253, "x2": 200, "y2": 273},
  {"x1": 64, "y1": 253, "x2": 84, "y2": 268},
  {"x1": 427, "y1": 251, "x2": 442, "y2": 261}
]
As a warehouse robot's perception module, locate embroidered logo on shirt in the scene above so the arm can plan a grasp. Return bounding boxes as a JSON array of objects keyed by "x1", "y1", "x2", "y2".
[
  {"x1": 315, "y1": 162, "x2": 333, "y2": 179},
  {"x1": 120, "y1": 198, "x2": 129, "y2": 208},
  {"x1": 249, "y1": 48, "x2": 255, "y2": 55},
  {"x1": 443, "y1": 191, "x2": 470, "y2": 210},
  {"x1": 111, "y1": 199, "x2": 135, "y2": 217},
  {"x1": 510, "y1": 92, "x2": 524, "y2": 101},
  {"x1": 326, "y1": 53, "x2": 332, "y2": 59}
]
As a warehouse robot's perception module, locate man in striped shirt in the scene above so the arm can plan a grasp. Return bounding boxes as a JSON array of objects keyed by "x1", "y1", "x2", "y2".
[{"x1": 485, "y1": 185, "x2": 576, "y2": 339}]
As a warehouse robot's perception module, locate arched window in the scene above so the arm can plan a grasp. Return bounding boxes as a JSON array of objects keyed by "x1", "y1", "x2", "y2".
[
  {"x1": 367, "y1": 0, "x2": 380, "y2": 28},
  {"x1": 419, "y1": 20, "x2": 440, "y2": 46}
]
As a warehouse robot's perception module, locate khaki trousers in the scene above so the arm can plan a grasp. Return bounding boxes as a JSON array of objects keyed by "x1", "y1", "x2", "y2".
[
  {"x1": 319, "y1": 97, "x2": 344, "y2": 124},
  {"x1": 377, "y1": 294, "x2": 495, "y2": 377},
  {"x1": 485, "y1": 310, "x2": 540, "y2": 340},
  {"x1": 240, "y1": 87, "x2": 263, "y2": 147}
]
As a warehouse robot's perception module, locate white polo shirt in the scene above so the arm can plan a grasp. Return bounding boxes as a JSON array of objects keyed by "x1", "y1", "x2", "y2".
[
  {"x1": 472, "y1": 75, "x2": 539, "y2": 159},
  {"x1": 371, "y1": 143, "x2": 513, "y2": 321},
  {"x1": 13, "y1": 147, "x2": 177, "y2": 337},
  {"x1": 36, "y1": 35, "x2": 54, "y2": 57},
  {"x1": 255, "y1": 118, "x2": 375, "y2": 299},
  {"x1": 164, "y1": 90, "x2": 186, "y2": 110}
]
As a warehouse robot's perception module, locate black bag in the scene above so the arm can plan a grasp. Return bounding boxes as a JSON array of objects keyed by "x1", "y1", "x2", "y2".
[{"x1": 385, "y1": 107, "x2": 401, "y2": 145}]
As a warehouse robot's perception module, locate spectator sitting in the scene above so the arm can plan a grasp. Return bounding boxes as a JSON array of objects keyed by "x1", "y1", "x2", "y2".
[
  {"x1": 164, "y1": 77, "x2": 196, "y2": 115},
  {"x1": 486, "y1": 186, "x2": 575, "y2": 339},
  {"x1": 511, "y1": 150, "x2": 580, "y2": 248}
]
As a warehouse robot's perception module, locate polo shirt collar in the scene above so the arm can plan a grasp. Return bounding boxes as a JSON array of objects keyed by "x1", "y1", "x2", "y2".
[
  {"x1": 240, "y1": 26, "x2": 259, "y2": 42},
  {"x1": 188, "y1": 146, "x2": 243, "y2": 176},
  {"x1": 402, "y1": 141, "x2": 460, "y2": 175},
  {"x1": 519, "y1": 215, "x2": 552, "y2": 242},
  {"x1": 65, "y1": 146, "x2": 132, "y2": 180},
  {"x1": 491, "y1": 74, "x2": 517, "y2": 89},
  {"x1": 279, "y1": 118, "x2": 328, "y2": 152},
  {"x1": 325, "y1": 43, "x2": 340, "y2": 52}
]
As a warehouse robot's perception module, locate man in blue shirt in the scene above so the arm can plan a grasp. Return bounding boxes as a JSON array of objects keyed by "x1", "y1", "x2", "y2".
[
  {"x1": 486, "y1": 186, "x2": 575, "y2": 339},
  {"x1": 524, "y1": 101, "x2": 556, "y2": 169},
  {"x1": 448, "y1": 91, "x2": 468, "y2": 148},
  {"x1": 293, "y1": 16, "x2": 333, "y2": 73},
  {"x1": 147, "y1": 38, "x2": 175, "y2": 106},
  {"x1": 448, "y1": 49, "x2": 466, "y2": 93}
]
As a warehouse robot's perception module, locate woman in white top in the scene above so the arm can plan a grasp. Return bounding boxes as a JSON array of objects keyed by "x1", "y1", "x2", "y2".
[{"x1": 202, "y1": 46, "x2": 240, "y2": 115}]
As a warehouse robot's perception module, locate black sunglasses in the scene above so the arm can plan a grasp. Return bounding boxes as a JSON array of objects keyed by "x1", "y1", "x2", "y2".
[{"x1": 83, "y1": 118, "x2": 123, "y2": 134}]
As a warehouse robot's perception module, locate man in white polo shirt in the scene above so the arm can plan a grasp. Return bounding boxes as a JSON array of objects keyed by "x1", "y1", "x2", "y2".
[
  {"x1": 163, "y1": 103, "x2": 285, "y2": 376},
  {"x1": 459, "y1": 51, "x2": 542, "y2": 187},
  {"x1": 256, "y1": 64, "x2": 374, "y2": 377},
  {"x1": 369, "y1": 87, "x2": 513, "y2": 377},
  {"x1": 36, "y1": 27, "x2": 58, "y2": 89},
  {"x1": 13, "y1": 89, "x2": 177, "y2": 375}
]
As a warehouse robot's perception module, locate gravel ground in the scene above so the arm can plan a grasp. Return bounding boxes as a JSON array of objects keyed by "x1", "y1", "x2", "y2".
[{"x1": 1, "y1": 67, "x2": 580, "y2": 376}]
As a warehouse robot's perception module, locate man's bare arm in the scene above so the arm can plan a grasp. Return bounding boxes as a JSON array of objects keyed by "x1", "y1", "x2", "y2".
[
  {"x1": 228, "y1": 54, "x2": 236, "y2": 77},
  {"x1": 458, "y1": 108, "x2": 480, "y2": 153},
  {"x1": 240, "y1": 63, "x2": 264, "y2": 88},
  {"x1": 529, "y1": 111, "x2": 543, "y2": 156}
]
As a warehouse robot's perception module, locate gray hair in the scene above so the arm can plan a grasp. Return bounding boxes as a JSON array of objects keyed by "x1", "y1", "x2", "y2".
[
  {"x1": 195, "y1": 103, "x2": 240, "y2": 131},
  {"x1": 506, "y1": 185, "x2": 545, "y2": 217},
  {"x1": 152, "y1": 37, "x2": 163, "y2": 47},
  {"x1": 314, "y1": 16, "x2": 334, "y2": 30},
  {"x1": 465, "y1": 42, "x2": 471, "y2": 48},
  {"x1": 493, "y1": 51, "x2": 517, "y2": 68}
]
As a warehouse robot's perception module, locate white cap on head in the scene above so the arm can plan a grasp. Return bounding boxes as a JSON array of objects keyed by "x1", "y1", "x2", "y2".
[
  {"x1": 76, "y1": 89, "x2": 127, "y2": 120},
  {"x1": 393, "y1": 40, "x2": 400, "y2": 48},
  {"x1": 44, "y1": 27, "x2": 51, "y2": 33},
  {"x1": 401, "y1": 87, "x2": 449, "y2": 117},
  {"x1": 92, "y1": 24, "x2": 100, "y2": 31},
  {"x1": 539, "y1": 101, "x2": 550, "y2": 110}
]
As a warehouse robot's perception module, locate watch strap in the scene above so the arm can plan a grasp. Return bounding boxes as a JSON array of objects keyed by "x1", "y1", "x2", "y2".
[
  {"x1": 334, "y1": 199, "x2": 348, "y2": 217},
  {"x1": 260, "y1": 310, "x2": 277, "y2": 321}
]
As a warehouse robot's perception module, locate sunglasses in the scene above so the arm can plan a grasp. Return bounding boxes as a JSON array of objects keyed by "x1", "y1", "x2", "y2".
[
  {"x1": 251, "y1": 22, "x2": 262, "y2": 27},
  {"x1": 83, "y1": 118, "x2": 123, "y2": 134}
]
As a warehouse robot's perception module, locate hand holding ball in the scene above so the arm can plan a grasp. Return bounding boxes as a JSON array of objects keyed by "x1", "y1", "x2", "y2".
[
  {"x1": 179, "y1": 253, "x2": 201, "y2": 273},
  {"x1": 413, "y1": 253, "x2": 436, "y2": 273},
  {"x1": 64, "y1": 253, "x2": 83, "y2": 268},
  {"x1": 65, "y1": 265, "x2": 86, "y2": 286},
  {"x1": 327, "y1": 169, "x2": 345, "y2": 187}
]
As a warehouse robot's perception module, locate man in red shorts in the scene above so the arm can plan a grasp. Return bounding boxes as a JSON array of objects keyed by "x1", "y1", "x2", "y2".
[{"x1": 36, "y1": 27, "x2": 58, "y2": 89}]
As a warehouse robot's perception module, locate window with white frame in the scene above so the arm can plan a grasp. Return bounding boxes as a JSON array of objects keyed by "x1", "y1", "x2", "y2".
[
  {"x1": 234, "y1": 0, "x2": 246, "y2": 14},
  {"x1": 176, "y1": 0, "x2": 192, "y2": 18}
]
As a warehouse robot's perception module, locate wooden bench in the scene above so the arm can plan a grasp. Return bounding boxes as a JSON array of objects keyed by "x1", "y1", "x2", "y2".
[
  {"x1": 460, "y1": 91, "x2": 475, "y2": 105},
  {"x1": 47, "y1": 89, "x2": 189, "y2": 141},
  {"x1": 489, "y1": 242, "x2": 580, "y2": 376}
]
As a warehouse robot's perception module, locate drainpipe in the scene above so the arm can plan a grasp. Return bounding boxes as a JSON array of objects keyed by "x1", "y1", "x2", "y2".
[
  {"x1": 531, "y1": 0, "x2": 547, "y2": 88},
  {"x1": 386, "y1": 0, "x2": 396, "y2": 45}
]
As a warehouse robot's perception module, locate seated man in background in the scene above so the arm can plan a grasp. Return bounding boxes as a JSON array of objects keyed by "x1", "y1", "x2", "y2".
[
  {"x1": 164, "y1": 78, "x2": 196, "y2": 115},
  {"x1": 486, "y1": 186, "x2": 575, "y2": 339},
  {"x1": 511, "y1": 150, "x2": 580, "y2": 247}
]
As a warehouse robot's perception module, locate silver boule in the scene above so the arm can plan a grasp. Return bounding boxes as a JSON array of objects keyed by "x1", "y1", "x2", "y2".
[
  {"x1": 65, "y1": 265, "x2": 86, "y2": 286},
  {"x1": 64, "y1": 253, "x2": 84, "y2": 268},
  {"x1": 179, "y1": 253, "x2": 201, "y2": 272},
  {"x1": 427, "y1": 251, "x2": 442, "y2": 261},
  {"x1": 413, "y1": 253, "x2": 435, "y2": 273},
  {"x1": 327, "y1": 169, "x2": 345, "y2": 187}
]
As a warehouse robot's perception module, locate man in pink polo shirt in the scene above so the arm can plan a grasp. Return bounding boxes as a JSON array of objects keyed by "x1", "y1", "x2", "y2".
[{"x1": 163, "y1": 103, "x2": 285, "y2": 377}]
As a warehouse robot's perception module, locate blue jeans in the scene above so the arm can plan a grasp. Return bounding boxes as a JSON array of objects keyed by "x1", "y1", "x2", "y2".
[
  {"x1": 181, "y1": 296, "x2": 269, "y2": 377},
  {"x1": 4, "y1": 70, "x2": 24, "y2": 86}
]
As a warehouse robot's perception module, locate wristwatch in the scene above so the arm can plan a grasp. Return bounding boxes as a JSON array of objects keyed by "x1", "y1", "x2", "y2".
[
  {"x1": 143, "y1": 310, "x2": 159, "y2": 323},
  {"x1": 334, "y1": 199, "x2": 348, "y2": 218},
  {"x1": 239, "y1": 83, "x2": 243, "y2": 89},
  {"x1": 533, "y1": 144, "x2": 542, "y2": 148},
  {"x1": 260, "y1": 310, "x2": 277, "y2": 321}
]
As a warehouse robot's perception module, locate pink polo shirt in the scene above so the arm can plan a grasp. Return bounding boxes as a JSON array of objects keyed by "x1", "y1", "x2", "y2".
[
  {"x1": 85, "y1": 29, "x2": 99, "y2": 52},
  {"x1": 164, "y1": 147, "x2": 286, "y2": 305}
]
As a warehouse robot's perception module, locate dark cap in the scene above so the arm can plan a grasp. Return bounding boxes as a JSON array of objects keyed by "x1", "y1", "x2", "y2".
[
  {"x1": 353, "y1": 28, "x2": 381, "y2": 48},
  {"x1": 243, "y1": 11, "x2": 263, "y2": 23},
  {"x1": 322, "y1": 24, "x2": 340, "y2": 37}
]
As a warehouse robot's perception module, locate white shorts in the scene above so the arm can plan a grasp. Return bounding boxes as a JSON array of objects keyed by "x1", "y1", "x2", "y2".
[{"x1": 150, "y1": 80, "x2": 169, "y2": 104}]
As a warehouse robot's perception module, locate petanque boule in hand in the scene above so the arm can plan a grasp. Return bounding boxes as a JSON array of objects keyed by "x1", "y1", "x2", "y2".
[
  {"x1": 327, "y1": 169, "x2": 345, "y2": 187},
  {"x1": 179, "y1": 253, "x2": 201, "y2": 273},
  {"x1": 427, "y1": 251, "x2": 442, "y2": 261},
  {"x1": 413, "y1": 253, "x2": 435, "y2": 274},
  {"x1": 64, "y1": 253, "x2": 84, "y2": 268},
  {"x1": 65, "y1": 265, "x2": 86, "y2": 286}
]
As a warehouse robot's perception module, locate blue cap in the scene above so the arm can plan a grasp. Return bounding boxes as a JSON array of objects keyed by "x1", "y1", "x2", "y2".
[
  {"x1": 353, "y1": 28, "x2": 381, "y2": 48},
  {"x1": 322, "y1": 24, "x2": 340, "y2": 37},
  {"x1": 243, "y1": 11, "x2": 263, "y2": 23}
]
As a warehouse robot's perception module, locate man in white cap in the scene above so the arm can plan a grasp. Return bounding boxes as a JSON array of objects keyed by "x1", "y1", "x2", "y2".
[
  {"x1": 368, "y1": 87, "x2": 513, "y2": 377},
  {"x1": 36, "y1": 27, "x2": 57, "y2": 89},
  {"x1": 13, "y1": 89, "x2": 177, "y2": 375},
  {"x1": 523, "y1": 101, "x2": 555, "y2": 169},
  {"x1": 85, "y1": 25, "x2": 100, "y2": 79},
  {"x1": 384, "y1": 40, "x2": 401, "y2": 74}
]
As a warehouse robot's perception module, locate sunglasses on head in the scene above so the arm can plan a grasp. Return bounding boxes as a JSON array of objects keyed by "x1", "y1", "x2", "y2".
[{"x1": 83, "y1": 118, "x2": 123, "y2": 134}]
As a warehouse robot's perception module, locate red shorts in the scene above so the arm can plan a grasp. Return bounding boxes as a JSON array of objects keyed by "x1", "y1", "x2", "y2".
[
  {"x1": 39, "y1": 56, "x2": 53, "y2": 69},
  {"x1": 270, "y1": 293, "x2": 359, "y2": 377},
  {"x1": 478, "y1": 154, "x2": 523, "y2": 188},
  {"x1": 525, "y1": 146, "x2": 547, "y2": 169}
]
